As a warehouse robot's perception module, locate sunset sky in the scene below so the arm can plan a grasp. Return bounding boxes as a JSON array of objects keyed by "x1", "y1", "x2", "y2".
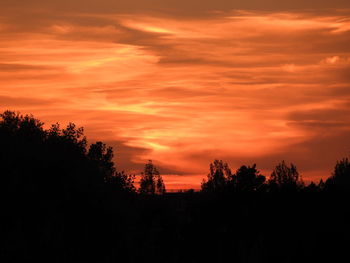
[{"x1": 1, "y1": 1, "x2": 350, "y2": 189}]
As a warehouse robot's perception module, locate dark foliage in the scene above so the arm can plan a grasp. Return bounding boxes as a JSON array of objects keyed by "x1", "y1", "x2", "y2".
[
  {"x1": 325, "y1": 158, "x2": 350, "y2": 192},
  {"x1": 1, "y1": 111, "x2": 350, "y2": 263},
  {"x1": 268, "y1": 160, "x2": 304, "y2": 192},
  {"x1": 232, "y1": 164, "x2": 266, "y2": 192},
  {"x1": 201, "y1": 159, "x2": 232, "y2": 192},
  {"x1": 201, "y1": 161, "x2": 266, "y2": 193},
  {"x1": 139, "y1": 160, "x2": 166, "y2": 194},
  {"x1": 0, "y1": 111, "x2": 134, "y2": 196}
]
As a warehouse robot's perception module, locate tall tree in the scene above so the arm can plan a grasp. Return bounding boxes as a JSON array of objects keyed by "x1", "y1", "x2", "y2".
[
  {"x1": 139, "y1": 160, "x2": 165, "y2": 194},
  {"x1": 201, "y1": 160, "x2": 232, "y2": 192},
  {"x1": 88, "y1": 141, "x2": 115, "y2": 182},
  {"x1": 232, "y1": 164, "x2": 266, "y2": 192},
  {"x1": 0, "y1": 110, "x2": 100, "y2": 195},
  {"x1": 88, "y1": 141, "x2": 136, "y2": 193},
  {"x1": 268, "y1": 160, "x2": 303, "y2": 191},
  {"x1": 0, "y1": 110, "x2": 135, "y2": 195},
  {"x1": 325, "y1": 158, "x2": 350, "y2": 192}
]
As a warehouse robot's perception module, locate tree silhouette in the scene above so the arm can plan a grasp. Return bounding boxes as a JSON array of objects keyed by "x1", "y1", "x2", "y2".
[
  {"x1": 0, "y1": 110, "x2": 135, "y2": 195},
  {"x1": 109, "y1": 171, "x2": 136, "y2": 193},
  {"x1": 88, "y1": 141, "x2": 115, "y2": 182},
  {"x1": 201, "y1": 160, "x2": 232, "y2": 192},
  {"x1": 0, "y1": 111, "x2": 46, "y2": 193},
  {"x1": 139, "y1": 160, "x2": 165, "y2": 194},
  {"x1": 318, "y1": 178, "x2": 325, "y2": 190},
  {"x1": 268, "y1": 160, "x2": 303, "y2": 191},
  {"x1": 325, "y1": 158, "x2": 350, "y2": 192},
  {"x1": 304, "y1": 181, "x2": 319, "y2": 192},
  {"x1": 232, "y1": 164, "x2": 266, "y2": 192}
]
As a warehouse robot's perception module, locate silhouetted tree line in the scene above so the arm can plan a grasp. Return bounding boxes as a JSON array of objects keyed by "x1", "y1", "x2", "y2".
[
  {"x1": 1, "y1": 110, "x2": 349, "y2": 196},
  {"x1": 0, "y1": 111, "x2": 163, "y2": 197},
  {"x1": 201, "y1": 158, "x2": 349, "y2": 194},
  {"x1": 1, "y1": 111, "x2": 349, "y2": 263}
]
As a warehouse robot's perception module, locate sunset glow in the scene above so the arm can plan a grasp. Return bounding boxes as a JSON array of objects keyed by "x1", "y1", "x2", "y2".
[{"x1": 1, "y1": 2, "x2": 350, "y2": 189}]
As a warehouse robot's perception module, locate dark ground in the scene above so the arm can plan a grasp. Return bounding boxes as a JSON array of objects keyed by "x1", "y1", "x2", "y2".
[{"x1": 2, "y1": 191, "x2": 349, "y2": 263}]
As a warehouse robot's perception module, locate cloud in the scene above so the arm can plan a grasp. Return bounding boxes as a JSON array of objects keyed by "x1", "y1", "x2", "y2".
[
  {"x1": 0, "y1": 95, "x2": 61, "y2": 107},
  {"x1": 2, "y1": 1, "x2": 350, "y2": 17},
  {"x1": 0, "y1": 63, "x2": 58, "y2": 71},
  {"x1": 102, "y1": 139, "x2": 151, "y2": 172}
]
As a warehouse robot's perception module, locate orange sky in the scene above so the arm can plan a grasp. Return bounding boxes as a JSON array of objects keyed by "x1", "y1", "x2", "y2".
[{"x1": 1, "y1": 1, "x2": 350, "y2": 189}]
